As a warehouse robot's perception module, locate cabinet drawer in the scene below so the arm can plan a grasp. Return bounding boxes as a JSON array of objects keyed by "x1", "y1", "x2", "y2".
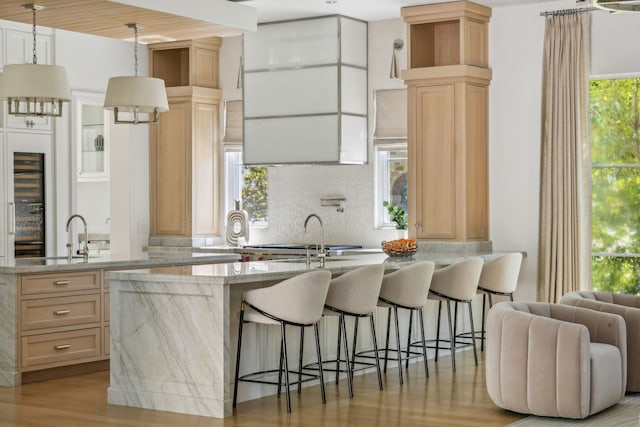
[
  {"x1": 21, "y1": 271, "x2": 100, "y2": 295},
  {"x1": 21, "y1": 294, "x2": 100, "y2": 331},
  {"x1": 21, "y1": 328, "x2": 101, "y2": 369}
]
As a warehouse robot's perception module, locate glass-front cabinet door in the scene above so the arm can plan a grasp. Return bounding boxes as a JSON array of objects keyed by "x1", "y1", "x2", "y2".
[{"x1": 74, "y1": 91, "x2": 110, "y2": 182}]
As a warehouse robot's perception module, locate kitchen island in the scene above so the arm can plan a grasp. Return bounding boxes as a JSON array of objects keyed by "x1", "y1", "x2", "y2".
[
  {"x1": 106, "y1": 251, "x2": 505, "y2": 418},
  {"x1": 0, "y1": 252, "x2": 239, "y2": 387}
]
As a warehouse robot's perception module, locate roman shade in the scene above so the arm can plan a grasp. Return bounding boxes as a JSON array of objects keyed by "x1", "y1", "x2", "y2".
[
  {"x1": 224, "y1": 99, "x2": 243, "y2": 143},
  {"x1": 373, "y1": 89, "x2": 407, "y2": 140}
]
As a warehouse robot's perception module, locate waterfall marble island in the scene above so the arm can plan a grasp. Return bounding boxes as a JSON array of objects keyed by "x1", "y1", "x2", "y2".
[
  {"x1": 106, "y1": 251, "x2": 503, "y2": 418},
  {"x1": 0, "y1": 252, "x2": 239, "y2": 388}
]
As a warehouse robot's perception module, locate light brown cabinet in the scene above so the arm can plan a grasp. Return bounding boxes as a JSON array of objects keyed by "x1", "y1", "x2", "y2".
[
  {"x1": 18, "y1": 270, "x2": 107, "y2": 379},
  {"x1": 403, "y1": 1, "x2": 491, "y2": 242},
  {"x1": 149, "y1": 38, "x2": 220, "y2": 88},
  {"x1": 148, "y1": 39, "x2": 222, "y2": 241},
  {"x1": 149, "y1": 87, "x2": 221, "y2": 238}
]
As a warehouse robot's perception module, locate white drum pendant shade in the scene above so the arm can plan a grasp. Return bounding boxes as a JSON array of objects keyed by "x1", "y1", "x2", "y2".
[
  {"x1": 0, "y1": 63, "x2": 71, "y2": 101},
  {"x1": 104, "y1": 76, "x2": 169, "y2": 113},
  {"x1": 0, "y1": 4, "x2": 71, "y2": 117}
]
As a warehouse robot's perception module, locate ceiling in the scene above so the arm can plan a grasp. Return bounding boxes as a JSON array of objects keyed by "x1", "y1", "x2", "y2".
[
  {"x1": 0, "y1": 0, "x2": 561, "y2": 43},
  {"x1": 0, "y1": 0, "x2": 256, "y2": 43},
  {"x1": 240, "y1": 0, "x2": 559, "y2": 23}
]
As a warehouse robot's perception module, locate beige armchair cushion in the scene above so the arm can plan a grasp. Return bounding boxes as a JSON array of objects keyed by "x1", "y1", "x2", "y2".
[
  {"x1": 486, "y1": 302, "x2": 626, "y2": 419},
  {"x1": 561, "y1": 291, "x2": 640, "y2": 391}
]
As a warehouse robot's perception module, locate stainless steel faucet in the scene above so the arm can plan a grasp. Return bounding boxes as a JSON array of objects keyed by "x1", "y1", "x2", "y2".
[
  {"x1": 66, "y1": 214, "x2": 89, "y2": 262},
  {"x1": 303, "y1": 213, "x2": 325, "y2": 268}
]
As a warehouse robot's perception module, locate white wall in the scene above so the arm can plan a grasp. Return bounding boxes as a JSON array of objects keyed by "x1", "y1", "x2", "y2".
[
  {"x1": 54, "y1": 29, "x2": 150, "y2": 255},
  {"x1": 490, "y1": 0, "x2": 640, "y2": 301}
]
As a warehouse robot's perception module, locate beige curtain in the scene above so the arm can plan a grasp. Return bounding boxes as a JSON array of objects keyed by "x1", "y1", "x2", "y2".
[{"x1": 538, "y1": 12, "x2": 591, "y2": 303}]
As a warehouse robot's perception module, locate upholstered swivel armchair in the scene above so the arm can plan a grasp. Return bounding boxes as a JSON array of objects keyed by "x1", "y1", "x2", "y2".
[
  {"x1": 486, "y1": 302, "x2": 626, "y2": 419},
  {"x1": 561, "y1": 291, "x2": 640, "y2": 392}
]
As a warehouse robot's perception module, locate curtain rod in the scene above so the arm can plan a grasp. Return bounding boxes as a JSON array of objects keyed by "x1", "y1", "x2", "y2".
[{"x1": 539, "y1": 6, "x2": 597, "y2": 16}]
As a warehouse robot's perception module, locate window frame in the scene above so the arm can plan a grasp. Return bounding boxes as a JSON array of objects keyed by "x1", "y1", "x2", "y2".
[
  {"x1": 590, "y1": 74, "x2": 640, "y2": 292},
  {"x1": 374, "y1": 140, "x2": 408, "y2": 229},
  {"x1": 223, "y1": 99, "x2": 268, "y2": 228}
]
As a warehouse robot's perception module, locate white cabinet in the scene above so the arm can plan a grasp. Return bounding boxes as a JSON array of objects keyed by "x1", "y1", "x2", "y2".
[
  {"x1": 73, "y1": 92, "x2": 110, "y2": 182},
  {"x1": 4, "y1": 29, "x2": 53, "y2": 131}
]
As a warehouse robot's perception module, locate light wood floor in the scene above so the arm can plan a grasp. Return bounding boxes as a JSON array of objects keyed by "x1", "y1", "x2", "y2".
[{"x1": 0, "y1": 351, "x2": 523, "y2": 426}]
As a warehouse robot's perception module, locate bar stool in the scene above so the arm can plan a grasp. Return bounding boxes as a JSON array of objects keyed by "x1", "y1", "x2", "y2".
[
  {"x1": 477, "y1": 252, "x2": 522, "y2": 350},
  {"x1": 322, "y1": 264, "x2": 385, "y2": 398},
  {"x1": 377, "y1": 261, "x2": 435, "y2": 385},
  {"x1": 232, "y1": 270, "x2": 331, "y2": 413},
  {"x1": 427, "y1": 258, "x2": 483, "y2": 372}
]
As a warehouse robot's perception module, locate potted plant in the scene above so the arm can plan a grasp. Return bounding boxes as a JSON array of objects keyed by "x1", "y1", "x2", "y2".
[{"x1": 383, "y1": 201, "x2": 408, "y2": 230}]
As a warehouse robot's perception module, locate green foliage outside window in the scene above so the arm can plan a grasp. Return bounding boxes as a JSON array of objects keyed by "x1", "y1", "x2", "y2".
[
  {"x1": 242, "y1": 167, "x2": 268, "y2": 223},
  {"x1": 591, "y1": 78, "x2": 640, "y2": 293}
]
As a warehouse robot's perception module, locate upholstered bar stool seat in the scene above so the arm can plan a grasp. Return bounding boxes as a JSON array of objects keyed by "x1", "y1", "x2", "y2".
[
  {"x1": 476, "y1": 252, "x2": 523, "y2": 350},
  {"x1": 321, "y1": 264, "x2": 385, "y2": 397},
  {"x1": 427, "y1": 258, "x2": 483, "y2": 372},
  {"x1": 233, "y1": 270, "x2": 331, "y2": 413},
  {"x1": 376, "y1": 261, "x2": 435, "y2": 385}
]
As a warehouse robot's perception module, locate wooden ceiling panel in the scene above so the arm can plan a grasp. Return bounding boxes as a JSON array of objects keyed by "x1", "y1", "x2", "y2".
[{"x1": 0, "y1": 0, "x2": 246, "y2": 42}]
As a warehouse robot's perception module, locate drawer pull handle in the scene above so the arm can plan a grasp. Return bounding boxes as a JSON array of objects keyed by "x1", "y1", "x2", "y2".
[
  {"x1": 53, "y1": 280, "x2": 71, "y2": 286},
  {"x1": 54, "y1": 309, "x2": 71, "y2": 315},
  {"x1": 54, "y1": 344, "x2": 71, "y2": 350}
]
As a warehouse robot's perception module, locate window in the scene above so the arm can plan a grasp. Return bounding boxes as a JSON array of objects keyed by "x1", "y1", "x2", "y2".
[
  {"x1": 373, "y1": 89, "x2": 408, "y2": 228},
  {"x1": 375, "y1": 142, "x2": 408, "y2": 227},
  {"x1": 224, "y1": 100, "x2": 268, "y2": 225},
  {"x1": 591, "y1": 77, "x2": 640, "y2": 294}
]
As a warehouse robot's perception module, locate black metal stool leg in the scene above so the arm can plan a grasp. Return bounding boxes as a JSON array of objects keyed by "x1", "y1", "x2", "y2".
[
  {"x1": 393, "y1": 306, "x2": 403, "y2": 385},
  {"x1": 369, "y1": 314, "x2": 383, "y2": 390},
  {"x1": 336, "y1": 315, "x2": 342, "y2": 385},
  {"x1": 281, "y1": 322, "x2": 292, "y2": 413},
  {"x1": 232, "y1": 309, "x2": 245, "y2": 408},
  {"x1": 277, "y1": 336, "x2": 284, "y2": 397},
  {"x1": 405, "y1": 309, "x2": 413, "y2": 369},
  {"x1": 453, "y1": 301, "x2": 458, "y2": 351},
  {"x1": 298, "y1": 327, "x2": 304, "y2": 393},
  {"x1": 351, "y1": 317, "x2": 359, "y2": 382},
  {"x1": 340, "y1": 313, "x2": 354, "y2": 398},
  {"x1": 418, "y1": 307, "x2": 429, "y2": 378},
  {"x1": 468, "y1": 301, "x2": 478, "y2": 366},
  {"x1": 481, "y1": 293, "x2": 487, "y2": 352},
  {"x1": 314, "y1": 323, "x2": 326, "y2": 404},
  {"x1": 384, "y1": 307, "x2": 391, "y2": 373},
  {"x1": 435, "y1": 301, "x2": 442, "y2": 362},
  {"x1": 446, "y1": 300, "x2": 456, "y2": 372}
]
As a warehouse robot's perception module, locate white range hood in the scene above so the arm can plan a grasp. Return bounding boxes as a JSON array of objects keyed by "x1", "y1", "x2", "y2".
[{"x1": 242, "y1": 15, "x2": 368, "y2": 165}]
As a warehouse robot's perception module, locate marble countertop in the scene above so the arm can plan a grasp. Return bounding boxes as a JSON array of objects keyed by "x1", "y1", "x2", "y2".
[
  {"x1": 106, "y1": 251, "x2": 505, "y2": 285},
  {"x1": 0, "y1": 252, "x2": 241, "y2": 274}
]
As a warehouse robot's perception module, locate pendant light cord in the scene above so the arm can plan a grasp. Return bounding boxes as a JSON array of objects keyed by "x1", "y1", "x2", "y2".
[
  {"x1": 133, "y1": 24, "x2": 139, "y2": 77},
  {"x1": 31, "y1": 6, "x2": 38, "y2": 64}
]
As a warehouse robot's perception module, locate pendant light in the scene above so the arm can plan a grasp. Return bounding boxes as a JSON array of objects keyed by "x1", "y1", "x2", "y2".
[
  {"x1": 0, "y1": 4, "x2": 71, "y2": 117},
  {"x1": 594, "y1": 0, "x2": 640, "y2": 12},
  {"x1": 104, "y1": 23, "x2": 169, "y2": 125}
]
